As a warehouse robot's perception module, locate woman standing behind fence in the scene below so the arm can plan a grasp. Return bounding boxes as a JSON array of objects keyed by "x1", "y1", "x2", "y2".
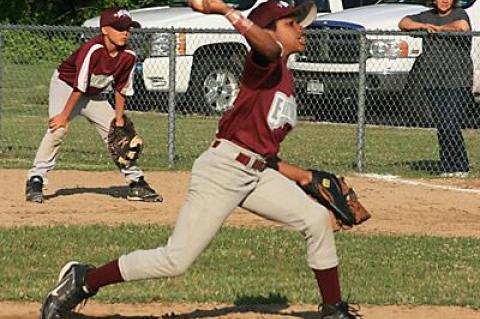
[
  {"x1": 399, "y1": 0, "x2": 472, "y2": 177},
  {"x1": 25, "y1": 7, "x2": 162, "y2": 202}
]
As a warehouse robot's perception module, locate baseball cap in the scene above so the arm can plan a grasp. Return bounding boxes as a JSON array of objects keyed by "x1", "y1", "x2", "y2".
[
  {"x1": 247, "y1": 0, "x2": 317, "y2": 29},
  {"x1": 100, "y1": 7, "x2": 141, "y2": 31}
]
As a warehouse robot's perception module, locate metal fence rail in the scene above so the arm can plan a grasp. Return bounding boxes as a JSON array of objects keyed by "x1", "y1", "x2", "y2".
[{"x1": 0, "y1": 25, "x2": 478, "y2": 177}]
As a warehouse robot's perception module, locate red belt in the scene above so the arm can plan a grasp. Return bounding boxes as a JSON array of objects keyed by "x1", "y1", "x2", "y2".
[{"x1": 212, "y1": 140, "x2": 266, "y2": 172}]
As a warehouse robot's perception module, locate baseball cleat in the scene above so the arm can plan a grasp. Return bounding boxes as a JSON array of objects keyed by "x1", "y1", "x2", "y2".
[
  {"x1": 40, "y1": 261, "x2": 97, "y2": 319},
  {"x1": 127, "y1": 177, "x2": 163, "y2": 202},
  {"x1": 319, "y1": 302, "x2": 361, "y2": 319},
  {"x1": 26, "y1": 176, "x2": 44, "y2": 203}
]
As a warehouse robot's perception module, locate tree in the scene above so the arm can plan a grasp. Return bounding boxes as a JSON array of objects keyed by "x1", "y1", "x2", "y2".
[{"x1": 0, "y1": 0, "x2": 169, "y2": 25}]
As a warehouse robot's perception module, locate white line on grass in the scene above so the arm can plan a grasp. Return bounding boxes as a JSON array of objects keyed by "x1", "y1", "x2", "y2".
[{"x1": 359, "y1": 173, "x2": 480, "y2": 194}]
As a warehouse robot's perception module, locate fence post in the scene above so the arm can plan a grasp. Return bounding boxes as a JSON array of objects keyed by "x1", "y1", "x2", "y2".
[
  {"x1": 167, "y1": 28, "x2": 177, "y2": 167},
  {"x1": 356, "y1": 31, "x2": 367, "y2": 172}
]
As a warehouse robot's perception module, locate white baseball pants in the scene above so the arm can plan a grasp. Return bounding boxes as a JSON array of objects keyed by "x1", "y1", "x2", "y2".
[
  {"x1": 27, "y1": 70, "x2": 144, "y2": 184},
  {"x1": 119, "y1": 139, "x2": 338, "y2": 281}
]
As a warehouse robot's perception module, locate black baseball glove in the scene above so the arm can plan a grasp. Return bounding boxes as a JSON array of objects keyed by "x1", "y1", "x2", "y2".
[
  {"x1": 107, "y1": 115, "x2": 143, "y2": 169},
  {"x1": 301, "y1": 170, "x2": 371, "y2": 229}
]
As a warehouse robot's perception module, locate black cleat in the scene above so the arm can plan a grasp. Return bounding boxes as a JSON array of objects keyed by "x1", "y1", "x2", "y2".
[
  {"x1": 127, "y1": 177, "x2": 163, "y2": 202},
  {"x1": 26, "y1": 176, "x2": 44, "y2": 203},
  {"x1": 40, "y1": 261, "x2": 97, "y2": 319},
  {"x1": 319, "y1": 302, "x2": 362, "y2": 319}
]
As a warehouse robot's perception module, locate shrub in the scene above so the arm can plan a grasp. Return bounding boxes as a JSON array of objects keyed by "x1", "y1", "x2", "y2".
[{"x1": 1, "y1": 29, "x2": 79, "y2": 65}]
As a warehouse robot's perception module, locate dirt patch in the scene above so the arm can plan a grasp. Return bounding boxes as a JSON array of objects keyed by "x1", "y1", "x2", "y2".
[
  {"x1": 2, "y1": 169, "x2": 480, "y2": 318},
  {"x1": 2, "y1": 169, "x2": 480, "y2": 237},
  {"x1": 1, "y1": 302, "x2": 479, "y2": 319}
]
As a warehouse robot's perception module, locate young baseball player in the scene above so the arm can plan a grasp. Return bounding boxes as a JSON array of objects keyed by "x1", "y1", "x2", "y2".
[
  {"x1": 25, "y1": 7, "x2": 162, "y2": 203},
  {"x1": 39, "y1": 1, "x2": 360, "y2": 318}
]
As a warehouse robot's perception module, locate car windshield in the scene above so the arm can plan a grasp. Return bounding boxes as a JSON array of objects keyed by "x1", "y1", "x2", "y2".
[{"x1": 379, "y1": 0, "x2": 475, "y2": 8}]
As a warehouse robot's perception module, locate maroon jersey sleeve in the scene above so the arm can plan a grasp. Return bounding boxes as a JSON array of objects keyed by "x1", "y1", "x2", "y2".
[
  {"x1": 241, "y1": 51, "x2": 283, "y2": 90},
  {"x1": 114, "y1": 50, "x2": 137, "y2": 96},
  {"x1": 71, "y1": 40, "x2": 104, "y2": 93}
]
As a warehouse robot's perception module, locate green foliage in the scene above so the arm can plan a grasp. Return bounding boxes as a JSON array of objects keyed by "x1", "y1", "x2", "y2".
[
  {"x1": 1, "y1": 30, "x2": 79, "y2": 64},
  {"x1": 0, "y1": 0, "x2": 169, "y2": 26},
  {"x1": 1, "y1": 224, "x2": 480, "y2": 307}
]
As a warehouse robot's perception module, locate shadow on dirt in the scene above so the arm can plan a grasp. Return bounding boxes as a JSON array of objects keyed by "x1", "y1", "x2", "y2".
[
  {"x1": 73, "y1": 293, "x2": 319, "y2": 319},
  {"x1": 44, "y1": 185, "x2": 128, "y2": 200}
]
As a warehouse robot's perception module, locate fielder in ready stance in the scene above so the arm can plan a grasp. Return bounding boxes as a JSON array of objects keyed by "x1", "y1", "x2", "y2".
[
  {"x1": 40, "y1": 1, "x2": 360, "y2": 318},
  {"x1": 25, "y1": 7, "x2": 162, "y2": 203}
]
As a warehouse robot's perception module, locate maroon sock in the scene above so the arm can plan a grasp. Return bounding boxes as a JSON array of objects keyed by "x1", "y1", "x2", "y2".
[
  {"x1": 313, "y1": 266, "x2": 342, "y2": 305},
  {"x1": 85, "y1": 260, "x2": 124, "y2": 291}
]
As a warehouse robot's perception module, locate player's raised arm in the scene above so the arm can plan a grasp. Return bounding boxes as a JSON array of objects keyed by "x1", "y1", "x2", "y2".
[{"x1": 189, "y1": 0, "x2": 281, "y2": 61}]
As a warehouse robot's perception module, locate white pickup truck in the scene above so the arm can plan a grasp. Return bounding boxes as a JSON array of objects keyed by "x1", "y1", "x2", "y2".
[
  {"x1": 83, "y1": 0, "x2": 377, "y2": 113},
  {"x1": 289, "y1": 0, "x2": 480, "y2": 126}
]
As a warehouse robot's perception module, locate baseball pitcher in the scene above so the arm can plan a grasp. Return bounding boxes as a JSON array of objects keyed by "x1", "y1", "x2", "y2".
[{"x1": 39, "y1": 1, "x2": 364, "y2": 318}]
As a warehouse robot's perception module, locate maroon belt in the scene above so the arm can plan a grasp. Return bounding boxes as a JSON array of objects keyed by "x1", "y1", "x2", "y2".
[{"x1": 212, "y1": 140, "x2": 266, "y2": 172}]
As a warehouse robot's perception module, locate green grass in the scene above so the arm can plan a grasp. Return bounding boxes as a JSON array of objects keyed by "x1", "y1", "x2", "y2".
[
  {"x1": 1, "y1": 62, "x2": 479, "y2": 176},
  {"x1": 1, "y1": 109, "x2": 479, "y2": 176},
  {"x1": 1, "y1": 224, "x2": 480, "y2": 307}
]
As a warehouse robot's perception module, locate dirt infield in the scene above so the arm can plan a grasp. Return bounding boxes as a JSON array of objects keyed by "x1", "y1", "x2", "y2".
[
  {"x1": 2, "y1": 302, "x2": 480, "y2": 319},
  {"x1": 1, "y1": 169, "x2": 480, "y2": 318},
  {"x1": 3, "y1": 169, "x2": 480, "y2": 237}
]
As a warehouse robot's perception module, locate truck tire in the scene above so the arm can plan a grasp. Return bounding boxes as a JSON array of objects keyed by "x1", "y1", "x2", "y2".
[{"x1": 185, "y1": 52, "x2": 246, "y2": 115}]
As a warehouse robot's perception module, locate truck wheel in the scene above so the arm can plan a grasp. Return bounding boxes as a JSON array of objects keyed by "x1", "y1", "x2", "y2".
[{"x1": 186, "y1": 53, "x2": 245, "y2": 114}]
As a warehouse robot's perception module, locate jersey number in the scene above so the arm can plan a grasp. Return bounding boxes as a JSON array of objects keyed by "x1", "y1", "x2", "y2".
[{"x1": 267, "y1": 91, "x2": 297, "y2": 130}]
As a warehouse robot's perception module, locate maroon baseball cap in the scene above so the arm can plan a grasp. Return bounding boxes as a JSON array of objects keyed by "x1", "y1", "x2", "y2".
[
  {"x1": 100, "y1": 7, "x2": 141, "y2": 31},
  {"x1": 248, "y1": 0, "x2": 317, "y2": 29}
]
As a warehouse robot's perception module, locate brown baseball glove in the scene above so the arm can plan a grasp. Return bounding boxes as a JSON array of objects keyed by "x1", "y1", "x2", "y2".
[
  {"x1": 301, "y1": 170, "x2": 371, "y2": 231},
  {"x1": 107, "y1": 115, "x2": 143, "y2": 169}
]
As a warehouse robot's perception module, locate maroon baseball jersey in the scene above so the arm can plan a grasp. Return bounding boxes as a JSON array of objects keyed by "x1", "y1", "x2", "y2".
[
  {"x1": 57, "y1": 35, "x2": 136, "y2": 96},
  {"x1": 216, "y1": 52, "x2": 297, "y2": 158}
]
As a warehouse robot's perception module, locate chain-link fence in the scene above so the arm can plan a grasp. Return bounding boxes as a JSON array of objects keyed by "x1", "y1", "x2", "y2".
[
  {"x1": 292, "y1": 28, "x2": 480, "y2": 176},
  {"x1": 0, "y1": 25, "x2": 479, "y2": 176}
]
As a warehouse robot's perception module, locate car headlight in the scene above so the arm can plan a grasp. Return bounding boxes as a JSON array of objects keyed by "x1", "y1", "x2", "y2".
[
  {"x1": 369, "y1": 39, "x2": 408, "y2": 58},
  {"x1": 150, "y1": 33, "x2": 186, "y2": 57}
]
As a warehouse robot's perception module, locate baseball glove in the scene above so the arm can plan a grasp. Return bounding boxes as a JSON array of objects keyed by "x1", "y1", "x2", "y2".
[
  {"x1": 107, "y1": 115, "x2": 143, "y2": 169},
  {"x1": 301, "y1": 170, "x2": 371, "y2": 230}
]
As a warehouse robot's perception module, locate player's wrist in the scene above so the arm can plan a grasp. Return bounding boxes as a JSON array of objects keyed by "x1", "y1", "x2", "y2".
[
  {"x1": 224, "y1": 7, "x2": 235, "y2": 17},
  {"x1": 225, "y1": 8, "x2": 253, "y2": 35},
  {"x1": 218, "y1": 4, "x2": 231, "y2": 15},
  {"x1": 59, "y1": 112, "x2": 69, "y2": 120}
]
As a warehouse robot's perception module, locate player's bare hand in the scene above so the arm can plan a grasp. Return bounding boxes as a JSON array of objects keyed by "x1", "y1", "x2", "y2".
[
  {"x1": 48, "y1": 113, "x2": 69, "y2": 132},
  {"x1": 188, "y1": 0, "x2": 229, "y2": 15},
  {"x1": 115, "y1": 116, "x2": 125, "y2": 127}
]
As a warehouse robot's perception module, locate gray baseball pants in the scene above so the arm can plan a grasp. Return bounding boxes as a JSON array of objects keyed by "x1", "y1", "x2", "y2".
[
  {"x1": 27, "y1": 70, "x2": 144, "y2": 184},
  {"x1": 119, "y1": 139, "x2": 338, "y2": 281}
]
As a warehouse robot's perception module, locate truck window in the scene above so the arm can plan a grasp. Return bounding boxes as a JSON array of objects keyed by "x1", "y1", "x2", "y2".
[
  {"x1": 342, "y1": 0, "x2": 378, "y2": 8},
  {"x1": 314, "y1": 0, "x2": 331, "y2": 12}
]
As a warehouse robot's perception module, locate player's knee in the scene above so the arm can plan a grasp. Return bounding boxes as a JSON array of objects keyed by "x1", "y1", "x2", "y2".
[
  {"x1": 165, "y1": 255, "x2": 194, "y2": 276},
  {"x1": 304, "y1": 205, "x2": 331, "y2": 234},
  {"x1": 50, "y1": 128, "x2": 67, "y2": 143}
]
